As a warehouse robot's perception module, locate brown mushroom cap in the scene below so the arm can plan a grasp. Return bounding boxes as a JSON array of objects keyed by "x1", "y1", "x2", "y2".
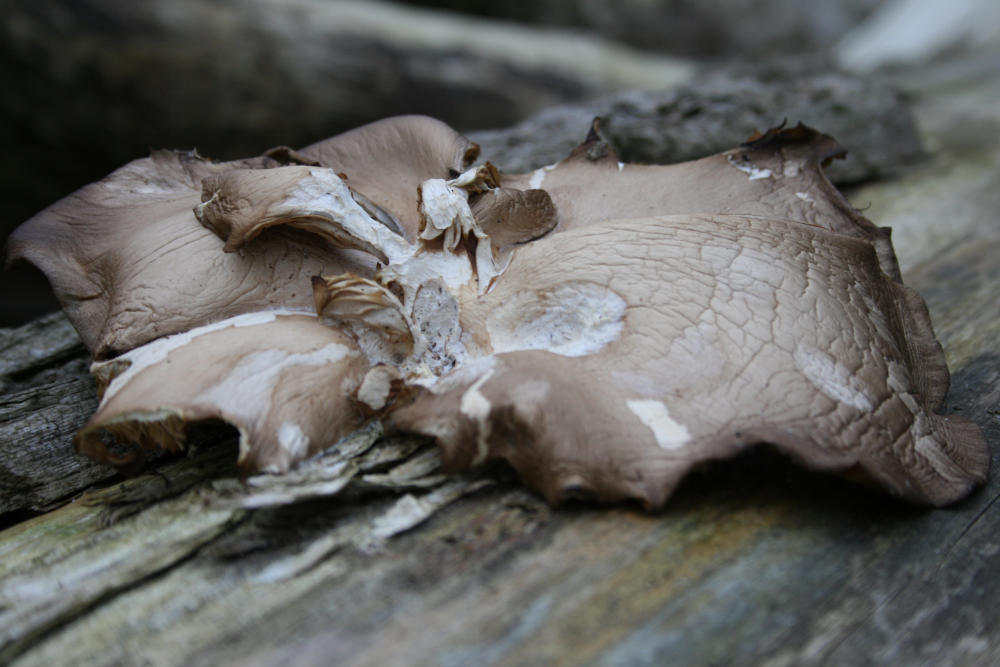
[
  {"x1": 392, "y1": 214, "x2": 988, "y2": 508},
  {"x1": 500, "y1": 123, "x2": 948, "y2": 405},
  {"x1": 194, "y1": 165, "x2": 411, "y2": 264},
  {"x1": 8, "y1": 113, "x2": 986, "y2": 509},
  {"x1": 5, "y1": 150, "x2": 374, "y2": 358},
  {"x1": 504, "y1": 123, "x2": 887, "y2": 245},
  {"x1": 468, "y1": 188, "x2": 558, "y2": 250},
  {"x1": 298, "y1": 115, "x2": 480, "y2": 242},
  {"x1": 77, "y1": 313, "x2": 369, "y2": 473}
]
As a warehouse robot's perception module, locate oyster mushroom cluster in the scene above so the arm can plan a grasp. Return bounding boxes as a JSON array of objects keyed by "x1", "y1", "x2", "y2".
[{"x1": 7, "y1": 116, "x2": 988, "y2": 508}]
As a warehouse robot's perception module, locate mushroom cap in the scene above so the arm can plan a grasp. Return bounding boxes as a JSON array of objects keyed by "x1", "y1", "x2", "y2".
[
  {"x1": 77, "y1": 312, "x2": 369, "y2": 473},
  {"x1": 5, "y1": 150, "x2": 373, "y2": 358},
  {"x1": 393, "y1": 214, "x2": 988, "y2": 508},
  {"x1": 469, "y1": 187, "x2": 558, "y2": 249},
  {"x1": 500, "y1": 123, "x2": 947, "y2": 405},
  {"x1": 4, "y1": 115, "x2": 475, "y2": 358},
  {"x1": 7, "y1": 114, "x2": 986, "y2": 509},
  {"x1": 299, "y1": 115, "x2": 480, "y2": 242},
  {"x1": 505, "y1": 122, "x2": 887, "y2": 245},
  {"x1": 195, "y1": 165, "x2": 411, "y2": 264}
]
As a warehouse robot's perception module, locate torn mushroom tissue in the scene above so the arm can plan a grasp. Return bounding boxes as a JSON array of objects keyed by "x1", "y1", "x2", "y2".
[{"x1": 7, "y1": 115, "x2": 987, "y2": 510}]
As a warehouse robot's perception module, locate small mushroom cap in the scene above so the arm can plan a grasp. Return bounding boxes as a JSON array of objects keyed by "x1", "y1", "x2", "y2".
[
  {"x1": 195, "y1": 165, "x2": 411, "y2": 264},
  {"x1": 469, "y1": 188, "x2": 558, "y2": 250},
  {"x1": 312, "y1": 273, "x2": 415, "y2": 365},
  {"x1": 299, "y1": 116, "x2": 480, "y2": 242},
  {"x1": 77, "y1": 312, "x2": 369, "y2": 473}
]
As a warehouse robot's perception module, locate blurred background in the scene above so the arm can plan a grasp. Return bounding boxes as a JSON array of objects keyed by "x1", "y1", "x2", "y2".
[{"x1": 3, "y1": 0, "x2": 997, "y2": 326}]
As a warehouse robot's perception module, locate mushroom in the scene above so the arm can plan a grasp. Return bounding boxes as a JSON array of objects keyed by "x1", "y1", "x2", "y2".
[
  {"x1": 5, "y1": 116, "x2": 476, "y2": 358},
  {"x1": 78, "y1": 312, "x2": 368, "y2": 473},
  {"x1": 393, "y1": 211, "x2": 986, "y2": 507},
  {"x1": 194, "y1": 165, "x2": 413, "y2": 264},
  {"x1": 295, "y1": 115, "x2": 481, "y2": 242},
  {"x1": 6, "y1": 115, "x2": 987, "y2": 509}
]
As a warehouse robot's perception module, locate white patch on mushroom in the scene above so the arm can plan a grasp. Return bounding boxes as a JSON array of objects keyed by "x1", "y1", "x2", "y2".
[
  {"x1": 229, "y1": 311, "x2": 287, "y2": 328},
  {"x1": 460, "y1": 368, "x2": 495, "y2": 465},
  {"x1": 277, "y1": 422, "x2": 310, "y2": 461},
  {"x1": 794, "y1": 343, "x2": 875, "y2": 412},
  {"x1": 194, "y1": 342, "x2": 355, "y2": 423},
  {"x1": 356, "y1": 365, "x2": 402, "y2": 411},
  {"x1": 381, "y1": 250, "x2": 474, "y2": 297},
  {"x1": 95, "y1": 310, "x2": 316, "y2": 403},
  {"x1": 898, "y1": 391, "x2": 921, "y2": 414},
  {"x1": 727, "y1": 155, "x2": 773, "y2": 180},
  {"x1": 886, "y1": 360, "x2": 913, "y2": 397},
  {"x1": 487, "y1": 281, "x2": 627, "y2": 357},
  {"x1": 528, "y1": 163, "x2": 558, "y2": 189},
  {"x1": 409, "y1": 280, "x2": 469, "y2": 375},
  {"x1": 626, "y1": 400, "x2": 691, "y2": 450},
  {"x1": 795, "y1": 191, "x2": 813, "y2": 203},
  {"x1": 277, "y1": 168, "x2": 413, "y2": 262}
]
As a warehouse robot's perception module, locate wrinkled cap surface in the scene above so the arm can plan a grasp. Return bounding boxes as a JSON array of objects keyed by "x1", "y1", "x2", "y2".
[
  {"x1": 7, "y1": 116, "x2": 988, "y2": 510},
  {"x1": 394, "y1": 213, "x2": 987, "y2": 507}
]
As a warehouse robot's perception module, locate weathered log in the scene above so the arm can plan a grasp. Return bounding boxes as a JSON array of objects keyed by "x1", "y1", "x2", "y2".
[
  {"x1": 0, "y1": 314, "x2": 111, "y2": 516},
  {"x1": 1, "y1": 43, "x2": 998, "y2": 667},
  {"x1": 470, "y1": 64, "x2": 922, "y2": 184}
]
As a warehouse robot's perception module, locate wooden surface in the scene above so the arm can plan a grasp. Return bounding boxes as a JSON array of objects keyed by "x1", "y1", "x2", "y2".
[{"x1": 2, "y1": 56, "x2": 999, "y2": 666}]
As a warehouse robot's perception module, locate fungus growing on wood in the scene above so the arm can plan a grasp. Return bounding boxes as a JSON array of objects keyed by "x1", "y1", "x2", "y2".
[
  {"x1": 78, "y1": 312, "x2": 368, "y2": 473},
  {"x1": 6, "y1": 116, "x2": 475, "y2": 358},
  {"x1": 6, "y1": 115, "x2": 988, "y2": 509}
]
